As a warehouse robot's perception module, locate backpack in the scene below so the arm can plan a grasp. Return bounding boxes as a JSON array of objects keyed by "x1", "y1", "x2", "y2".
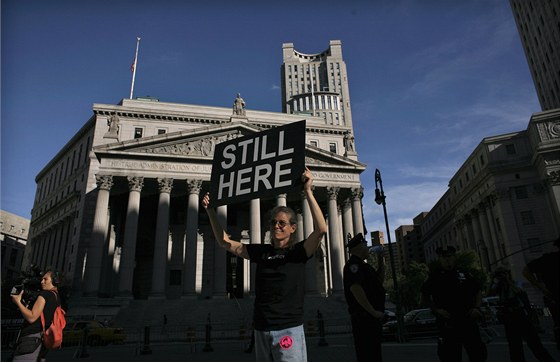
[{"x1": 40, "y1": 290, "x2": 66, "y2": 349}]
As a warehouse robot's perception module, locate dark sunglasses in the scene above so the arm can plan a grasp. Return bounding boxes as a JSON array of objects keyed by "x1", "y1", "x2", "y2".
[{"x1": 270, "y1": 220, "x2": 291, "y2": 228}]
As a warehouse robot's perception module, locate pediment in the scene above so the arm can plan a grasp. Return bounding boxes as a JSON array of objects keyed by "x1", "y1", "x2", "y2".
[{"x1": 94, "y1": 121, "x2": 366, "y2": 172}]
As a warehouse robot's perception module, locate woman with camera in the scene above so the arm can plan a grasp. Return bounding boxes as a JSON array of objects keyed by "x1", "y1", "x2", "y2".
[{"x1": 10, "y1": 269, "x2": 61, "y2": 361}]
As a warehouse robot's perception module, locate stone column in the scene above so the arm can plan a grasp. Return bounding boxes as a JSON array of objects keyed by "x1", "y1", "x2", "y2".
[
  {"x1": 277, "y1": 193, "x2": 287, "y2": 207},
  {"x1": 247, "y1": 198, "x2": 261, "y2": 295},
  {"x1": 214, "y1": 205, "x2": 228, "y2": 297},
  {"x1": 477, "y1": 205, "x2": 495, "y2": 266},
  {"x1": 118, "y1": 176, "x2": 143, "y2": 296},
  {"x1": 483, "y1": 198, "x2": 501, "y2": 261},
  {"x1": 302, "y1": 191, "x2": 318, "y2": 295},
  {"x1": 342, "y1": 198, "x2": 353, "y2": 241},
  {"x1": 471, "y1": 209, "x2": 489, "y2": 271},
  {"x1": 327, "y1": 186, "x2": 343, "y2": 293},
  {"x1": 83, "y1": 175, "x2": 113, "y2": 296},
  {"x1": 351, "y1": 187, "x2": 365, "y2": 237},
  {"x1": 183, "y1": 179, "x2": 202, "y2": 297},
  {"x1": 150, "y1": 178, "x2": 173, "y2": 298},
  {"x1": 546, "y1": 170, "x2": 560, "y2": 235}
]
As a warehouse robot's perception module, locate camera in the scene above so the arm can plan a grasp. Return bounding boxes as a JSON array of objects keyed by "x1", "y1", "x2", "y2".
[
  {"x1": 10, "y1": 285, "x2": 24, "y2": 295},
  {"x1": 9, "y1": 265, "x2": 42, "y2": 305}
]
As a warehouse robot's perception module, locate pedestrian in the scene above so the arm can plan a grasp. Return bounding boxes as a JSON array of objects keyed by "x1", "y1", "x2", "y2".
[
  {"x1": 421, "y1": 246, "x2": 487, "y2": 361},
  {"x1": 10, "y1": 269, "x2": 62, "y2": 361},
  {"x1": 489, "y1": 265, "x2": 555, "y2": 362},
  {"x1": 202, "y1": 166, "x2": 327, "y2": 362},
  {"x1": 523, "y1": 237, "x2": 560, "y2": 350},
  {"x1": 343, "y1": 233, "x2": 385, "y2": 362}
]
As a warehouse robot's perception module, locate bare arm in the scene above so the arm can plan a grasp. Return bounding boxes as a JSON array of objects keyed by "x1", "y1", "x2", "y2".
[
  {"x1": 350, "y1": 284, "x2": 384, "y2": 319},
  {"x1": 202, "y1": 193, "x2": 249, "y2": 260},
  {"x1": 11, "y1": 293, "x2": 46, "y2": 324},
  {"x1": 523, "y1": 265, "x2": 551, "y2": 296},
  {"x1": 302, "y1": 167, "x2": 328, "y2": 258}
]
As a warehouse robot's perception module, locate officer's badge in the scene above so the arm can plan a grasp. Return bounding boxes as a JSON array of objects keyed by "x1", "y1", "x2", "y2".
[{"x1": 350, "y1": 264, "x2": 359, "y2": 273}]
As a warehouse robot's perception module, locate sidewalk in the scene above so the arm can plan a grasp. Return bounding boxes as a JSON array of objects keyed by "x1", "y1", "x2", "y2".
[{"x1": 3, "y1": 334, "x2": 558, "y2": 362}]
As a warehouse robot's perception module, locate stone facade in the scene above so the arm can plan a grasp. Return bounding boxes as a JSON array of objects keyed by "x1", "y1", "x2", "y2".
[{"x1": 1, "y1": 210, "x2": 29, "y2": 281}]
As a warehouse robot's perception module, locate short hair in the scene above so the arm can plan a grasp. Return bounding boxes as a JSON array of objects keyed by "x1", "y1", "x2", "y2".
[{"x1": 269, "y1": 206, "x2": 298, "y2": 246}]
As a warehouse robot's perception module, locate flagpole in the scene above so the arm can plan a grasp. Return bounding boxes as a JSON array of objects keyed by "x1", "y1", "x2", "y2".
[{"x1": 130, "y1": 37, "x2": 141, "y2": 99}]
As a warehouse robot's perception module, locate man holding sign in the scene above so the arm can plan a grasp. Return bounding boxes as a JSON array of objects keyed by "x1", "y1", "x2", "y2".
[{"x1": 201, "y1": 165, "x2": 327, "y2": 362}]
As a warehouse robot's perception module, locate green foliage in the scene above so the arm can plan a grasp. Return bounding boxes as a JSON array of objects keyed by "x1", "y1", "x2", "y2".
[{"x1": 383, "y1": 250, "x2": 489, "y2": 312}]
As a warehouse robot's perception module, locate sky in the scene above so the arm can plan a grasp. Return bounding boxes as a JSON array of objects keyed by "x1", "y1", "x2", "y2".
[{"x1": 1, "y1": 0, "x2": 540, "y2": 239}]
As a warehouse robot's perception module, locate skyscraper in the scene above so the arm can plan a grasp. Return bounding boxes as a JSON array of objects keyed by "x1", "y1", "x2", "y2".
[
  {"x1": 509, "y1": 0, "x2": 560, "y2": 111},
  {"x1": 281, "y1": 40, "x2": 353, "y2": 129}
]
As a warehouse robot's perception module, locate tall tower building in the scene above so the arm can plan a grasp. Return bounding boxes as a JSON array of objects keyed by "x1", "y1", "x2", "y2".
[
  {"x1": 281, "y1": 40, "x2": 353, "y2": 129},
  {"x1": 509, "y1": 0, "x2": 560, "y2": 111}
]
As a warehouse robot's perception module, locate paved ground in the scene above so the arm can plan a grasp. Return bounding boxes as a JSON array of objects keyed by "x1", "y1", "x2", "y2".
[{"x1": 2, "y1": 334, "x2": 558, "y2": 361}]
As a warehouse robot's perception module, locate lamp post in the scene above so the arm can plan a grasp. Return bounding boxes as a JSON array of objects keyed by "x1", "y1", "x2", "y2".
[{"x1": 374, "y1": 168, "x2": 406, "y2": 343}]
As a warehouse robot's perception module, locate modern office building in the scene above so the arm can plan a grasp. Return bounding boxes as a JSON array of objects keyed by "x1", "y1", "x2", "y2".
[
  {"x1": 23, "y1": 41, "x2": 367, "y2": 307},
  {"x1": 281, "y1": 41, "x2": 355, "y2": 150},
  {"x1": 1, "y1": 210, "x2": 29, "y2": 282},
  {"x1": 509, "y1": 0, "x2": 560, "y2": 111}
]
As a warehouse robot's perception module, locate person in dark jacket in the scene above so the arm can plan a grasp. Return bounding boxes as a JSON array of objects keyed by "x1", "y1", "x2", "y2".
[
  {"x1": 421, "y1": 246, "x2": 487, "y2": 361},
  {"x1": 490, "y1": 265, "x2": 555, "y2": 362},
  {"x1": 343, "y1": 233, "x2": 385, "y2": 362}
]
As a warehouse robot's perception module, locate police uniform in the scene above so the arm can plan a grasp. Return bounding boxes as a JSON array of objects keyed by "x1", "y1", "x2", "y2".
[
  {"x1": 421, "y1": 246, "x2": 487, "y2": 361},
  {"x1": 343, "y1": 233, "x2": 385, "y2": 362}
]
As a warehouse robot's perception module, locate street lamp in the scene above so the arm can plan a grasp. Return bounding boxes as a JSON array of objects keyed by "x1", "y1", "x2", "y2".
[{"x1": 374, "y1": 168, "x2": 406, "y2": 343}]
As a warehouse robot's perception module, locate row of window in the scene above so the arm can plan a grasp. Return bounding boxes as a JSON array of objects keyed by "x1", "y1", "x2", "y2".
[{"x1": 37, "y1": 136, "x2": 91, "y2": 205}]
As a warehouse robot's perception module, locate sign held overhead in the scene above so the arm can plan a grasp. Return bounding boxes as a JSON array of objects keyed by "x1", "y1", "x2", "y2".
[{"x1": 209, "y1": 120, "x2": 306, "y2": 206}]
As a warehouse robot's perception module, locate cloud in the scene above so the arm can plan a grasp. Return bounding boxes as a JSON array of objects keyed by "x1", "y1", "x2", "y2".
[{"x1": 362, "y1": 181, "x2": 447, "y2": 235}]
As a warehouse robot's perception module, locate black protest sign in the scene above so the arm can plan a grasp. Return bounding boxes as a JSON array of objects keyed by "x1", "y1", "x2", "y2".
[{"x1": 209, "y1": 120, "x2": 306, "y2": 206}]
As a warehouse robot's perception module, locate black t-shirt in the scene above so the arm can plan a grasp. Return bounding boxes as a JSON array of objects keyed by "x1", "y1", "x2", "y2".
[
  {"x1": 20, "y1": 289, "x2": 60, "y2": 337},
  {"x1": 246, "y1": 241, "x2": 310, "y2": 331},
  {"x1": 421, "y1": 268, "x2": 481, "y2": 320},
  {"x1": 343, "y1": 255, "x2": 385, "y2": 316}
]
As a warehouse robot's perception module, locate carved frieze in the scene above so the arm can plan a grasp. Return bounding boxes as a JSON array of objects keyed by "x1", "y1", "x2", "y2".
[{"x1": 141, "y1": 133, "x2": 241, "y2": 157}]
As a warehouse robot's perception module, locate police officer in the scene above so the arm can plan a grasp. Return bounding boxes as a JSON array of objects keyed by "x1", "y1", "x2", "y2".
[
  {"x1": 421, "y1": 246, "x2": 487, "y2": 361},
  {"x1": 343, "y1": 233, "x2": 385, "y2": 362}
]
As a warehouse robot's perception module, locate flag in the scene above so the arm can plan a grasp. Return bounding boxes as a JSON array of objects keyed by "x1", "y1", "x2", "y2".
[{"x1": 131, "y1": 57, "x2": 136, "y2": 73}]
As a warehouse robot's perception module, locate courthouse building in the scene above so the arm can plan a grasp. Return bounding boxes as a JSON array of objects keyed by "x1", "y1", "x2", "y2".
[{"x1": 23, "y1": 41, "x2": 367, "y2": 302}]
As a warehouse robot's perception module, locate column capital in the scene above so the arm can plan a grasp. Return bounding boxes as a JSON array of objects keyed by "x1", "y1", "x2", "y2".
[
  {"x1": 547, "y1": 170, "x2": 560, "y2": 186},
  {"x1": 300, "y1": 186, "x2": 315, "y2": 199},
  {"x1": 342, "y1": 197, "x2": 352, "y2": 209},
  {"x1": 157, "y1": 178, "x2": 173, "y2": 194},
  {"x1": 326, "y1": 186, "x2": 340, "y2": 200},
  {"x1": 95, "y1": 174, "x2": 113, "y2": 191},
  {"x1": 187, "y1": 179, "x2": 203, "y2": 194},
  {"x1": 127, "y1": 176, "x2": 144, "y2": 192},
  {"x1": 351, "y1": 186, "x2": 364, "y2": 200}
]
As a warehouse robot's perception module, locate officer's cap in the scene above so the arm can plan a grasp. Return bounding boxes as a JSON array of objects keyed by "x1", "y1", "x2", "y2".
[
  {"x1": 436, "y1": 245, "x2": 456, "y2": 257},
  {"x1": 346, "y1": 233, "x2": 366, "y2": 249}
]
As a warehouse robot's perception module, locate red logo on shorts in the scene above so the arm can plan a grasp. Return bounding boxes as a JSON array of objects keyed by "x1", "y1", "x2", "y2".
[{"x1": 279, "y1": 335, "x2": 293, "y2": 349}]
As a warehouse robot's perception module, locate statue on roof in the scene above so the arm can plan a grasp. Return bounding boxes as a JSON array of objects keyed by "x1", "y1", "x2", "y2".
[{"x1": 233, "y1": 93, "x2": 246, "y2": 116}]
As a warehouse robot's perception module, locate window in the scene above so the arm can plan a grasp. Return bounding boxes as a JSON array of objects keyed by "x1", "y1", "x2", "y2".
[
  {"x1": 520, "y1": 210, "x2": 535, "y2": 225},
  {"x1": 329, "y1": 143, "x2": 337, "y2": 153},
  {"x1": 310, "y1": 140, "x2": 318, "y2": 147},
  {"x1": 158, "y1": 129, "x2": 166, "y2": 135},
  {"x1": 134, "y1": 128, "x2": 143, "y2": 139},
  {"x1": 514, "y1": 186, "x2": 528, "y2": 199},
  {"x1": 506, "y1": 144, "x2": 516, "y2": 155}
]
